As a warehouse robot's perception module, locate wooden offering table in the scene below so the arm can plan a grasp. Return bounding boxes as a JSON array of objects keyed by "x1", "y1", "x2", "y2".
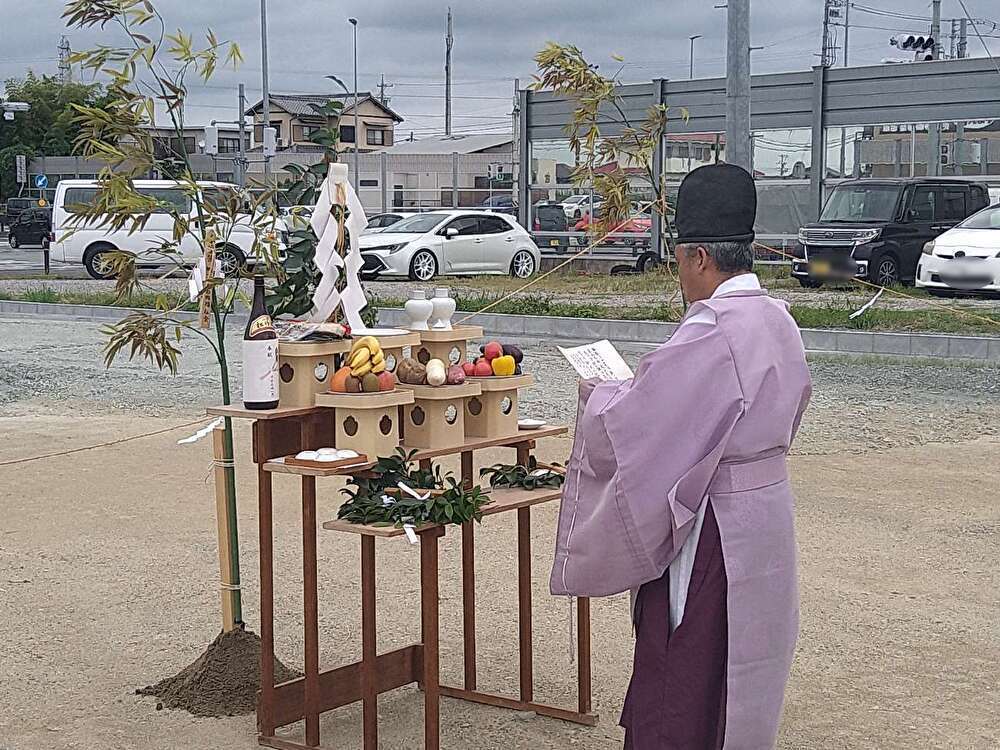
[{"x1": 208, "y1": 402, "x2": 595, "y2": 750}]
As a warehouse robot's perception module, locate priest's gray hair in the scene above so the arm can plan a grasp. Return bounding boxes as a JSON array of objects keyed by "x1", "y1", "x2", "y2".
[{"x1": 679, "y1": 240, "x2": 755, "y2": 273}]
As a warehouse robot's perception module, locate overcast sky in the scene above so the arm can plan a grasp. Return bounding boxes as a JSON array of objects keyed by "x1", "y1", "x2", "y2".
[{"x1": 2, "y1": 0, "x2": 999, "y2": 139}]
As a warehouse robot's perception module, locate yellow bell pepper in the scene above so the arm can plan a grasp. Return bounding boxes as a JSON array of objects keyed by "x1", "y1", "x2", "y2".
[{"x1": 491, "y1": 355, "x2": 516, "y2": 377}]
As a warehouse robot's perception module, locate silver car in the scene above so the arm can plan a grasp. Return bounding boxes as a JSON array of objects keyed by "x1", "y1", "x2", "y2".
[{"x1": 358, "y1": 210, "x2": 541, "y2": 281}]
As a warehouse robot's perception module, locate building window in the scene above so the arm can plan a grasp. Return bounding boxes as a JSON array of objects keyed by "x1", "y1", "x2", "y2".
[
  {"x1": 367, "y1": 128, "x2": 386, "y2": 146},
  {"x1": 218, "y1": 137, "x2": 242, "y2": 154},
  {"x1": 360, "y1": 179, "x2": 379, "y2": 187},
  {"x1": 340, "y1": 125, "x2": 356, "y2": 143}
]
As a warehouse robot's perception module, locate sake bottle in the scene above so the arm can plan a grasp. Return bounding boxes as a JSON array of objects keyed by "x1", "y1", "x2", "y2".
[{"x1": 242, "y1": 276, "x2": 279, "y2": 410}]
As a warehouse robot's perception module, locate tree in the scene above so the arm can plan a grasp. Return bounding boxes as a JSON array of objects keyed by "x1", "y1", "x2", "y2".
[
  {"x1": 0, "y1": 74, "x2": 110, "y2": 199},
  {"x1": 533, "y1": 43, "x2": 686, "y2": 289}
]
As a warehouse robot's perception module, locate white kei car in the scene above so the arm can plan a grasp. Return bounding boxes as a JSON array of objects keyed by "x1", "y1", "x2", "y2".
[
  {"x1": 916, "y1": 203, "x2": 1000, "y2": 296},
  {"x1": 358, "y1": 210, "x2": 540, "y2": 281}
]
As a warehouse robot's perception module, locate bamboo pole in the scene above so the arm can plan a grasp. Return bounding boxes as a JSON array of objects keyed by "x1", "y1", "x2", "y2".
[{"x1": 213, "y1": 425, "x2": 239, "y2": 631}]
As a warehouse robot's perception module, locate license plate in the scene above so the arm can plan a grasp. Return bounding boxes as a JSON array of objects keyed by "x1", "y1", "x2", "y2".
[
  {"x1": 549, "y1": 239, "x2": 560, "y2": 247},
  {"x1": 810, "y1": 259, "x2": 831, "y2": 275}
]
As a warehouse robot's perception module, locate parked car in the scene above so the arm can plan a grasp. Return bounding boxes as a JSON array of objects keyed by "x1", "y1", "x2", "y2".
[
  {"x1": 2, "y1": 197, "x2": 38, "y2": 230},
  {"x1": 363, "y1": 212, "x2": 416, "y2": 234},
  {"x1": 572, "y1": 210, "x2": 652, "y2": 249},
  {"x1": 8, "y1": 207, "x2": 52, "y2": 248},
  {"x1": 279, "y1": 205, "x2": 313, "y2": 230},
  {"x1": 560, "y1": 194, "x2": 604, "y2": 220},
  {"x1": 358, "y1": 210, "x2": 540, "y2": 281},
  {"x1": 477, "y1": 194, "x2": 516, "y2": 215},
  {"x1": 916, "y1": 203, "x2": 1000, "y2": 296},
  {"x1": 51, "y1": 179, "x2": 282, "y2": 279},
  {"x1": 792, "y1": 178, "x2": 990, "y2": 287},
  {"x1": 532, "y1": 203, "x2": 570, "y2": 252}
]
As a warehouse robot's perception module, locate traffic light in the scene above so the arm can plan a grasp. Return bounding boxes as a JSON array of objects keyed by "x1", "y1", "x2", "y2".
[{"x1": 890, "y1": 34, "x2": 936, "y2": 61}]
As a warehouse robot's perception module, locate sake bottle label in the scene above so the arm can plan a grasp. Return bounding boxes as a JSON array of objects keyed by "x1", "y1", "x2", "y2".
[{"x1": 243, "y1": 339, "x2": 279, "y2": 404}]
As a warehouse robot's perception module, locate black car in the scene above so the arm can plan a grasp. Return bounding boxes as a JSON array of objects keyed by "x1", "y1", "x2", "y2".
[
  {"x1": 532, "y1": 203, "x2": 569, "y2": 252},
  {"x1": 8, "y1": 207, "x2": 52, "y2": 248},
  {"x1": 792, "y1": 178, "x2": 990, "y2": 287},
  {"x1": 478, "y1": 195, "x2": 516, "y2": 215},
  {"x1": 2, "y1": 197, "x2": 37, "y2": 230}
]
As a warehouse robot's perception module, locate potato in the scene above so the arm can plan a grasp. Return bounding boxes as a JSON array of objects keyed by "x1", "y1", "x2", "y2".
[{"x1": 396, "y1": 357, "x2": 427, "y2": 385}]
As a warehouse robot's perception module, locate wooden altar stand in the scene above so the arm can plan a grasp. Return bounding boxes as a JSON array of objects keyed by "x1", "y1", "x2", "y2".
[{"x1": 207, "y1": 404, "x2": 597, "y2": 750}]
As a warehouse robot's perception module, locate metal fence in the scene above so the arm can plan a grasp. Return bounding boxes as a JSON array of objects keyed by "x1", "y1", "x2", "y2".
[{"x1": 518, "y1": 57, "x2": 1000, "y2": 262}]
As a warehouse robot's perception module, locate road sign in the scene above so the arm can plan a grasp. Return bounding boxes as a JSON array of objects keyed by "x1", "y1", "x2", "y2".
[
  {"x1": 15, "y1": 154, "x2": 26, "y2": 184},
  {"x1": 34, "y1": 173, "x2": 48, "y2": 189},
  {"x1": 37, "y1": 198, "x2": 48, "y2": 207}
]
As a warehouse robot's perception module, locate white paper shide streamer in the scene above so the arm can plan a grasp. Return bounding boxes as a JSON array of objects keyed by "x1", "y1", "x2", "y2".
[{"x1": 308, "y1": 163, "x2": 369, "y2": 328}]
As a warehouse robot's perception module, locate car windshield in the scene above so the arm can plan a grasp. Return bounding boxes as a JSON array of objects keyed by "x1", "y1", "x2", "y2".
[
  {"x1": 958, "y1": 205, "x2": 1000, "y2": 229},
  {"x1": 820, "y1": 184, "x2": 902, "y2": 222},
  {"x1": 380, "y1": 213, "x2": 447, "y2": 233}
]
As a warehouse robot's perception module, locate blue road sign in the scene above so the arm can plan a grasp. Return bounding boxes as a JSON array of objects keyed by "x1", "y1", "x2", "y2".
[{"x1": 34, "y1": 174, "x2": 49, "y2": 189}]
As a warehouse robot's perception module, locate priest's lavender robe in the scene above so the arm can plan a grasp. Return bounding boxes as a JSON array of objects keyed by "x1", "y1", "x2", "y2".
[{"x1": 551, "y1": 284, "x2": 811, "y2": 749}]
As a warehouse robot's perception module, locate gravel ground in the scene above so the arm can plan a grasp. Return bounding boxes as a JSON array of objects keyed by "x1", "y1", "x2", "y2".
[
  {"x1": 1, "y1": 315, "x2": 997, "y2": 454},
  {"x1": 2, "y1": 275, "x2": 999, "y2": 313},
  {"x1": 1, "y1": 316, "x2": 998, "y2": 750}
]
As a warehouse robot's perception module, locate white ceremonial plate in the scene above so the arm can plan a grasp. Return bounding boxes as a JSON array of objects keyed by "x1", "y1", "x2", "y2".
[{"x1": 518, "y1": 418, "x2": 547, "y2": 430}]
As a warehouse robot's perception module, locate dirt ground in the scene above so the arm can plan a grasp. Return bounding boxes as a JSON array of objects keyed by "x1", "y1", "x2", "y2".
[{"x1": 2, "y1": 409, "x2": 998, "y2": 750}]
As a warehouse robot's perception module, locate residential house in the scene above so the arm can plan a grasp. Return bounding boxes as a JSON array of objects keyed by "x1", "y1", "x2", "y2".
[
  {"x1": 857, "y1": 120, "x2": 1000, "y2": 177},
  {"x1": 246, "y1": 93, "x2": 403, "y2": 155}
]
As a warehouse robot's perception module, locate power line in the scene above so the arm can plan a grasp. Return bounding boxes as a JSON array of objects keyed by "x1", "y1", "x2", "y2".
[{"x1": 956, "y1": 0, "x2": 1000, "y2": 76}]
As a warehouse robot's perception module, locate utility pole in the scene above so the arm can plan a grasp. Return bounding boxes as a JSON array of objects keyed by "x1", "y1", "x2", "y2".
[
  {"x1": 820, "y1": 0, "x2": 832, "y2": 66},
  {"x1": 260, "y1": 0, "x2": 271, "y2": 181},
  {"x1": 926, "y1": 0, "x2": 941, "y2": 176},
  {"x1": 512, "y1": 77, "x2": 520, "y2": 207},
  {"x1": 58, "y1": 36, "x2": 71, "y2": 84},
  {"x1": 377, "y1": 73, "x2": 393, "y2": 106},
  {"x1": 841, "y1": 0, "x2": 849, "y2": 66},
  {"x1": 725, "y1": 0, "x2": 751, "y2": 171},
  {"x1": 954, "y1": 19, "x2": 967, "y2": 174},
  {"x1": 445, "y1": 7, "x2": 454, "y2": 136},
  {"x1": 349, "y1": 18, "x2": 359, "y2": 192},
  {"x1": 237, "y1": 83, "x2": 247, "y2": 188}
]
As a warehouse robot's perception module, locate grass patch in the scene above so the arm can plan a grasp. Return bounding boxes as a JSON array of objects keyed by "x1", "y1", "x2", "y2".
[
  {"x1": 0, "y1": 287, "x2": 197, "y2": 311},
  {"x1": 0, "y1": 286, "x2": 996, "y2": 336}
]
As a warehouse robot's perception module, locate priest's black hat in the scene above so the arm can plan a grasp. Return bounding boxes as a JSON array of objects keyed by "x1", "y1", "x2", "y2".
[{"x1": 675, "y1": 163, "x2": 756, "y2": 245}]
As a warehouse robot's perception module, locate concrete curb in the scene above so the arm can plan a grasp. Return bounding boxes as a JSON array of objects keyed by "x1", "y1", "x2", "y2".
[{"x1": 3, "y1": 300, "x2": 999, "y2": 362}]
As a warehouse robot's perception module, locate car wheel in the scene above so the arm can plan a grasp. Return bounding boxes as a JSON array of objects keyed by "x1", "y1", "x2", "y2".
[
  {"x1": 637, "y1": 252, "x2": 661, "y2": 273},
  {"x1": 409, "y1": 250, "x2": 438, "y2": 281},
  {"x1": 870, "y1": 253, "x2": 900, "y2": 287},
  {"x1": 8, "y1": 234, "x2": 18, "y2": 249},
  {"x1": 797, "y1": 277, "x2": 823, "y2": 288},
  {"x1": 83, "y1": 244, "x2": 118, "y2": 280},
  {"x1": 510, "y1": 250, "x2": 536, "y2": 279},
  {"x1": 216, "y1": 245, "x2": 247, "y2": 278}
]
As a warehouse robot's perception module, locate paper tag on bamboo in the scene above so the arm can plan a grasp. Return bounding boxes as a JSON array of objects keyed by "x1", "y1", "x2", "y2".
[{"x1": 403, "y1": 524, "x2": 419, "y2": 545}]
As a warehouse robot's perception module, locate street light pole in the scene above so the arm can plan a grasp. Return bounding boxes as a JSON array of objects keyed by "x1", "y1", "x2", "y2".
[
  {"x1": 349, "y1": 18, "x2": 360, "y2": 192},
  {"x1": 260, "y1": 0, "x2": 271, "y2": 181},
  {"x1": 688, "y1": 35, "x2": 702, "y2": 79}
]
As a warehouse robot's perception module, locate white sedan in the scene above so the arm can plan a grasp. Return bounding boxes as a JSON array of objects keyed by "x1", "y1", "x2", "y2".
[
  {"x1": 917, "y1": 204, "x2": 1000, "y2": 296},
  {"x1": 358, "y1": 210, "x2": 540, "y2": 281}
]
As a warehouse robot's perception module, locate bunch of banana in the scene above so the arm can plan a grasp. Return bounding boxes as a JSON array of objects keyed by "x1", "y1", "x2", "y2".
[{"x1": 348, "y1": 336, "x2": 386, "y2": 377}]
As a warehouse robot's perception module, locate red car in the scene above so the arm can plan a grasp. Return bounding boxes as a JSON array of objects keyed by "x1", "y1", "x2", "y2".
[{"x1": 573, "y1": 212, "x2": 652, "y2": 247}]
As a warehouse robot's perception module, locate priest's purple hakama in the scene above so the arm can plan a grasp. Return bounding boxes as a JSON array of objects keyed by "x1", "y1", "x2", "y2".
[{"x1": 551, "y1": 287, "x2": 811, "y2": 749}]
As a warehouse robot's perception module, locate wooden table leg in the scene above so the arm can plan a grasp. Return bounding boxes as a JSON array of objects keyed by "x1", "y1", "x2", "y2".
[
  {"x1": 577, "y1": 596, "x2": 592, "y2": 715},
  {"x1": 420, "y1": 529, "x2": 442, "y2": 750},
  {"x1": 361, "y1": 535, "x2": 378, "y2": 749},
  {"x1": 517, "y1": 506, "x2": 533, "y2": 703},
  {"x1": 461, "y1": 522, "x2": 476, "y2": 691},
  {"x1": 258, "y1": 466, "x2": 275, "y2": 736},
  {"x1": 461, "y1": 441, "x2": 477, "y2": 691},
  {"x1": 302, "y1": 475, "x2": 320, "y2": 747}
]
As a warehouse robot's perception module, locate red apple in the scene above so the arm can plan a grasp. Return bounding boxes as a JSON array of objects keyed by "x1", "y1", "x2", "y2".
[
  {"x1": 376, "y1": 370, "x2": 396, "y2": 391},
  {"x1": 462, "y1": 361, "x2": 477, "y2": 377},
  {"x1": 483, "y1": 341, "x2": 504, "y2": 361},
  {"x1": 474, "y1": 360, "x2": 493, "y2": 377}
]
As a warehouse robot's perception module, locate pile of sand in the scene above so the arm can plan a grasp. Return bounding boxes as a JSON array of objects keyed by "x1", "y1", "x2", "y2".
[{"x1": 138, "y1": 628, "x2": 300, "y2": 717}]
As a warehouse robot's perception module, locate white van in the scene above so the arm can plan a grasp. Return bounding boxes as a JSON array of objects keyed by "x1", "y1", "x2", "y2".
[{"x1": 52, "y1": 179, "x2": 280, "y2": 279}]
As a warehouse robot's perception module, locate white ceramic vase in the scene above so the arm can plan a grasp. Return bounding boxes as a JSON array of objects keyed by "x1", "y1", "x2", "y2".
[
  {"x1": 429, "y1": 288, "x2": 456, "y2": 330},
  {"x1": 404, "y1": 289, "x2": 433, "y2": 330}
]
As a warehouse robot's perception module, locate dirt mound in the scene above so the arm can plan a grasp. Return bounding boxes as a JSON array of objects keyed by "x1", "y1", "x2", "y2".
[{"x1": 138, "y1": 628, "x2": 300, "y2": 717}]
